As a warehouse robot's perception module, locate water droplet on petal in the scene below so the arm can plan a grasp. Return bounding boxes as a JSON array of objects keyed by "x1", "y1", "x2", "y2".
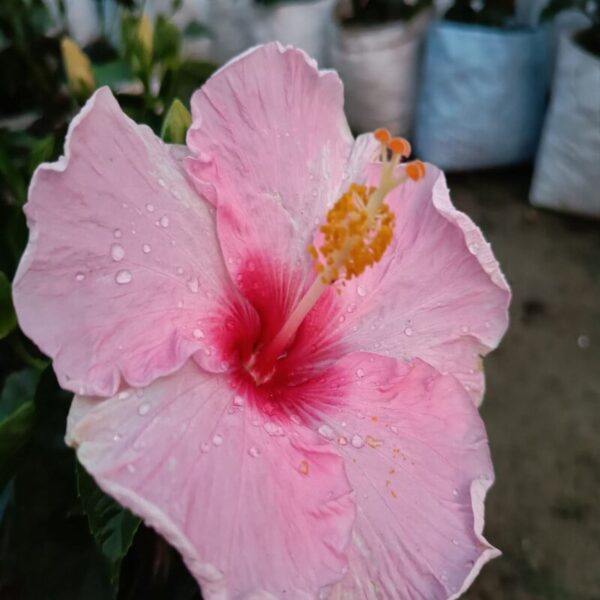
[
  {"x1": 200, "y1": 442, "x2": 210, "y2": 453},
  {"x1": 75, "y1": 272, "x2": 85, "y2": 281},
  {"x1": 356, "y1": 368, "x2": 365, "y2": 378},
  {"x1": 461, "y1": 325, "x2": 470, "y2": 333},
  {"x1": 113, "y1": 229, "x2": 122, "y2": 238},
  {"x1": 146, "y1": 203, "x2": 155, "y2": 213},
  {"x1": 351, "y1": 434, "x2": 364, "y2": 448},
  {"x1": 452, "y1": 488, "x2": 459, "y2": 497},
  {"x1": 452, "y1": 539, "x2": 459, "y2": 546},
  {"x1": 193, "y1": 328, "x2": 205, "y2": 339},
  {"x1": 142, "y1": 243, "x2": 151, "y2": 254},
  {"x1": 158, "y1": 178, "x2": 166, "y2": 188},
  {"x1": 118, "y1": 391, "x2": 130, "y2": 400},
  {"x1": 264, "y1": 422, "x2": 284, "y2": 436},
  {"x1": 212, "y1": 434, "x2": 223, "y2": 446},
  {"x1": 357, "y1": 285, "x2": 367, "y2": 297},
  {"x1": 318, "y1": 424, "x2": 335, "y2": 440},
  {"x1": 233, "y1": 395, "x2": 244, "y2": 407},
  {"x1": 160, "y1": 215, "x2": 169, "y2": 228},
  {"x1": 187, "y1": 277, "x2": 199, "y2": 293},
  {"x1": 138, "y1": 402, "x2": 150, "y2": 416},
  {"x1": 404, "y1": 327, "x2": 413, "y2": 336},
  {"x1": 115, "y1": 269, "x2": 132, "y2": 284},
  {"x1": 111, "y1": 243, "x2": 125, "y2": 262},
  {"x1": 468, "y1": 242, "x2": 479, "y2": 254},
  {"x1": 248, "y1": 446, "x2": 260, "y2": 457}
]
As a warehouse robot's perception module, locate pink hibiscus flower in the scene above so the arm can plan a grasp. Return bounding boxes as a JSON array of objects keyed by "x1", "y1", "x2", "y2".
[{"x1": 13, "y1": 43, "x2": 510, "y2": 599}]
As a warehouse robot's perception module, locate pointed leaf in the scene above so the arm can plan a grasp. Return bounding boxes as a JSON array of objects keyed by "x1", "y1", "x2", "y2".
[
  {"x1": 161, "y1": 98, "x2": 191, "y2": 144},
  {"x1": 77, "y1": 460, "x2": 141, "y2": 585}
]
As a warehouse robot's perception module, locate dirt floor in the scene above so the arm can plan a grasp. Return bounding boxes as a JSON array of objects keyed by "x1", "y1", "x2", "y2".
[{"x1": 446, "y1": 168, "x2": 600, "y2": 600}]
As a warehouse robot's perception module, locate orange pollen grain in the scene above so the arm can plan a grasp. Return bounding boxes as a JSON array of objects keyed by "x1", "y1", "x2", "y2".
[
  {"x1": 389, "y1": 137, "x2": 411, "y2": 157},
  {"x1": 374, "y1": 127, "x2": 391, "y2": 144},
  {"x1": 299, "y1": 460, "x2": 309, "y2": 475},
  {"x1": 406, "y1": 160, "x2": 426, "y2": 181}
]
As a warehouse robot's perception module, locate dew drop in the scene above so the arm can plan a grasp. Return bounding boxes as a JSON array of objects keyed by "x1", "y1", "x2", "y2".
[
  {"x1": 356, "y1": 368, "x2": 365, "y2": 378},
  {"x1": 212, "y1": 433, "x2": 223, "y2": 446},
  {"x1": 452, "y1": 488, "x2": 459, "y2": 497},
  {"x1": 452, "y1": 539, "x2": 459, "y2": 546},
  {"x1": 200, "y1": 442, "x2": 210, "y2": 453},
  {"x1": 357, "y1": 285, "x2": 367, "y2": 297},
  {"x1": 176, "y1": 266, "x2": 184, "y2": 275},
  {"x1": 468, "y1": 242, "x2": 479, "y2": 254},
  {"x1": 338, "y1": 315, "x2": 346, "y2": 323},
  {"x1": 158, "y1": 178, "x2": 166, "y2": 188},
  {"x1": 193, "y1": 328, "x2": 205, "y2": 339},
  {"x1": 75, "y1": 272, "x2": 85, "y2": 281},
  {"x1": 160, "y1": 215, "x2": 169, "y2": 228},
  {"x1": 311, "y1": 188, "x2": 318, "y2": 198},
  {"x1": 146, "y1": 203, "x2": 155, "y2": 212},
  {"x1": 115, "y1": 269, "x2": 132, "y2": 284},
  {"x1": 351, "y1": 434, "x2": 365, "y2": 448},
  {"x1": 187, "y1": 277, "x2": 199, "y2": 293},
  {"x1": 111, "y1": 243, "x2": 125, "y2": 262},
  {"x1": 142, "y1": 243, "x2": 151, "y2": 254},
  {"x1": 404, "y1": 327, "x2": 413, "y2": 336},
  {"x1": 138, "y1": 402, "x2": 150, "y2": 416},
  {"x1": 461, "y1": 325, "x2": 470, "y2": 334},
  {"x1": 113, "y1": 228, "x2": 122, "y2": 238},
  {"x1": 233, "y1": 395, "x2": 244, "y2": 407},
  {"x1": 248, "y1": 446, "x2": 260, "y2": 457},
  {"x1": 264, "y1": 422, "x2": 284, "y2": 436},
  {"x1": 117, "y1": 391, "x2": 130, "y2": 400},
  {"x1": 318, "y1": 424, "x2": 335, "y2": 440}
]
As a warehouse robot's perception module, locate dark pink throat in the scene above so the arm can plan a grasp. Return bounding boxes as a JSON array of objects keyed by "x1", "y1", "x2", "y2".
[{"x1": 212, "y1": 257, "x2": 343, "y2": 420}]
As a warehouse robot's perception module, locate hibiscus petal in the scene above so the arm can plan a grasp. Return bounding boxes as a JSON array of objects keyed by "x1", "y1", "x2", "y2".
[
  {"x1": 325, "y1": 166, "x2": 510, "y2": 404},
  {"x1": 67, "y1": 360, "x2": 356, "y2": 598},
  {"x1": 299, "y1": 353, "x2": 498, "y2": 600},
  {"x1": 13, "y1": 87, "x2": 235, "y2": 397},
  {"x1": 186, "y1": 42, "x2": 354, "y2": 286}
]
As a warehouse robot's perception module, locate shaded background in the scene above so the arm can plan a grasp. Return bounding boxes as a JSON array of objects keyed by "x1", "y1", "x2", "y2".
[{"x1": 0, "y1": 1, "x2": 598, "y2": 599}]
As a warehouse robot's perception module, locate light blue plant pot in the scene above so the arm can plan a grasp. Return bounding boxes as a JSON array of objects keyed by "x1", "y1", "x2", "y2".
[{"x1": 414, "y1": 20, "x2": 551, "y2": 171}]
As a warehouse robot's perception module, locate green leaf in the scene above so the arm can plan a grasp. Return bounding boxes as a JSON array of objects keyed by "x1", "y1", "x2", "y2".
[
  {"x1": 92, "y1": 59, "x2": 134, "y2": 89},
  {"x1": 0, "y1": 272, "x2": 16, "y2": 340},
  {"x1": 154, "y1": 15, "x2": 181, "y2": 67},
  {"x1": 77, "y1": 461, "x2": 141, "y2": 585},
  {"x1": 182, "y1": 21, "x2": 212, "y2": 39},
  {"x1": 0, "y1": 369, "x2": 39, "y2": 482},
  {"x1": 28, "y1": 134, "x2": 55, "y2": 174},
  {"x1": 161, "y1": 98, "x2": 192, "y2": 144}
]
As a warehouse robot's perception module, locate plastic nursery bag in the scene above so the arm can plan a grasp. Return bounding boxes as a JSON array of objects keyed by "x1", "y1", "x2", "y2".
[
  {"x1": 331, "y1": 11, "x2": 431, "y2": 136},
  {"x1": 415, "y1": 21, "x2": 550, "y2": 171},
  {"x1": 530, "y1": 33, "x2": 600, "y2": 218}
]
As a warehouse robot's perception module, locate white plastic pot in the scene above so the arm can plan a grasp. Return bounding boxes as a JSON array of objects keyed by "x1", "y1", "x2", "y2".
[
  {"x1": 251, "y1": 0, "x2": 335, "y2": 66},
  {"x1": 414, "y1": 21, "x2": 550, "y2": 171},
  {"x1": 530, "y1": 32, "x2": 600, "y2": 218},
  {"x1": 331, "y1": 11, "x2": 431, "y2": 136}
]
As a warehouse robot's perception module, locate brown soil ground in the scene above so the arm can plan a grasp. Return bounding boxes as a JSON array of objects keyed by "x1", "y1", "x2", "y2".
[{"x1": 447, "y1": 168, "x2": 600, "y2": 600}]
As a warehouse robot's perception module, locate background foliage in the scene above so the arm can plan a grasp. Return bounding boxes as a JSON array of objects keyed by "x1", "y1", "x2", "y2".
[{"x1": 0, "y1": 1, "x2": 214, "y2": 597}]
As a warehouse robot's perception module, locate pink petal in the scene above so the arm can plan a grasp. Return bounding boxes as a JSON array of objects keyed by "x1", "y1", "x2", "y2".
[
  {"x1": 325, "y1": 165, "x2": 510, "y2": 404},
  {"x1": 186, "y1": 42, "x2": 354, "y2": 287},
  {"x1": 300, "y1": 353, "x2": 499, "y2": 599},
  {"x1": 13, "y1": 87, "x2": 235, "y2": 397},
  {"x1": 67, "y1": 360, "x2": 356, "y2": 598}
]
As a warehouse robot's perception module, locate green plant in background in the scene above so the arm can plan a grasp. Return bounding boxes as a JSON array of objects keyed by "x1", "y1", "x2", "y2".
[
  {"x1": 0, "y1": 2, "x2": 213, "y2": 597},
  {"x1": 542, "y1": 0, "x2": 600, "y2": 54},
  {"x1": 335, "y1": 0, "x2": 433, "y2": 26}
]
